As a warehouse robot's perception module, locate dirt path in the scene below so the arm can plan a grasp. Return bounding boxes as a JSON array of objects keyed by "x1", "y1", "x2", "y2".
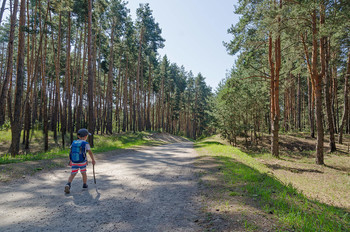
[{"x1": 0, "y1": 142, "x2": 202, "y2": 232}]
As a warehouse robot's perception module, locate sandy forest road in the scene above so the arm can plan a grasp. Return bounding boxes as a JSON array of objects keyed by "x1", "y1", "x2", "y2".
[{"x1": 0, "y1": 142, "x2": 203, "y2": 232}]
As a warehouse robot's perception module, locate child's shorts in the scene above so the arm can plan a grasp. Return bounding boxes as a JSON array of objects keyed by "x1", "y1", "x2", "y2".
[{"x1": 71, "y1": 161, "x2": 87, "y2": 174}]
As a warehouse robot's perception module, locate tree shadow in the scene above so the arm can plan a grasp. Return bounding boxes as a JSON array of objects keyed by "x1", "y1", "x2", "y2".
[
  {"x1": 264, "y1": 163, "x2": 324, "y2": 174},
  {"x1": 0, "y1": 142, "x2": 202, "y2": 231},
  {"x1": 324, "y1": 164, "x2": 350, "y2": 173},
  {"x1": 194, "y1": 141, "x2": 224, "y2": 148},
  {"x1": 196, "y1": 155, "x2": 350, "y2": 231}
]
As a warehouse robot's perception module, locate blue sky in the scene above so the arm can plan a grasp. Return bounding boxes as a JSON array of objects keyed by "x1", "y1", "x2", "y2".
[
  {"x1": 127, "y1": 0, "x2": 240, "y2": 90},
  {"x1": 1, "y1": 0, "x2": 240, "y2": 90}
]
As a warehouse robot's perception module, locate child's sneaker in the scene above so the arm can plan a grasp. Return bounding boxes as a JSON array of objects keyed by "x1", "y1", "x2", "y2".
[
  {"x1": 83, "y1": 183, "x2": 88, "y2": 189},
  {"x1": 64, "y1": 183, "x2": 71, "y2": 194}
]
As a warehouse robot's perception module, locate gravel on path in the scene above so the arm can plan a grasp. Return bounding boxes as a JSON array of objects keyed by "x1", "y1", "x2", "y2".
[{"x1": 0, "y1": 142, "x2": 202, "y2": 232}]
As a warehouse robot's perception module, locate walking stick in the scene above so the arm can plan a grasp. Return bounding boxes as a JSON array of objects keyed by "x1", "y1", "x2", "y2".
[{"x1": 93, "y1": 164, "x2": 96, "y2": 184}]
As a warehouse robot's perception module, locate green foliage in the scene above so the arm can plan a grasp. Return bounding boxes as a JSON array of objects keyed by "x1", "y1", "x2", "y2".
[
  {"x1": 92, "y1": 132, "x2": 155, "y2": 152},
  {"x1": 220, "y1": 0, "x2": 350, "y2": 141},
  {"x1": 0, "y1": 129, "x2": 12, "y2": 143},
  {"x1": 72, "y1": 0, "x2": 88, "y2": 22},
  {"x1": 213, "y1": 67, "x2": 268, "y2": 143},
  {"x1": 0, "y1": 148, "x2": 69, "y2": 165},
  {"x1": 0, "y1": 19, "x2": 10, "y2": 43},
  {"x1": 136, "y1": 3, "x2": 165, "y2": 54},
  {"x1": 0, "y1": 120, "x2": 11, "y2": 131}
]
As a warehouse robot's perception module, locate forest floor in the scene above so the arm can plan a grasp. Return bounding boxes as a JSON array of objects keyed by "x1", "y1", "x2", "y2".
[
  {"x1": 233, "y1": 132, "x2": 350, "y2": 210},
  {"x1": 194, "y1": 133, "x2": 350, "y2": 231}
]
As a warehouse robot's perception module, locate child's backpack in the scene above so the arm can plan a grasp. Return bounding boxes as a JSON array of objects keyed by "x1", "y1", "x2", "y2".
[{"x1": 69, "y1": 140, "x2": 88, "y2": 163}]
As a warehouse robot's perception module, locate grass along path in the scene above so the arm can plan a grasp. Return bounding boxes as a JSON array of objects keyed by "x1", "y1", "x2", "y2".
[
  {"x1": 0, "y1": 132, "x2": 164, "y2": 165},
  {"x1": 0, "y1": 132, "x2": 166, "y2": 182},
  {"x1": 195, "y1": 137, "x2": 350, "y2": 232}
]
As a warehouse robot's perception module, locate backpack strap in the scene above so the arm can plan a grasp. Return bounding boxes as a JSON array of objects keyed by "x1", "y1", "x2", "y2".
[
  {"x1": 69, "y1": 140, "x2": 76, "y2": 161},
  {"x1": 80, "y1": 141, "x2": 88, "y2": 160}
]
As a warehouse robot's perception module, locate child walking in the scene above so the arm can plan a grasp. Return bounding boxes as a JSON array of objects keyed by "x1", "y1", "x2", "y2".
[{"x1": 64, "y1": 128, "x2": 96, "y2": 194}]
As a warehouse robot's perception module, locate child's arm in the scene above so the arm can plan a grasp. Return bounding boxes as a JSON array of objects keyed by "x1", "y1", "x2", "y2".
[{"x1": 88, "y1": 150, "x2": 96, "y2": 165}]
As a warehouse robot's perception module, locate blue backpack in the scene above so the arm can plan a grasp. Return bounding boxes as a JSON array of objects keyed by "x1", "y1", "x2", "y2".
[{"x1": 69, "y1": 140, "x2": 88, "y2": 163}]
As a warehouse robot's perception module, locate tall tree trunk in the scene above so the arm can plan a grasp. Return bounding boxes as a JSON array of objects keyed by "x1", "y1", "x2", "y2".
[
  {"x1": 333, "y1": 61, "x2": 339, "y2": 133},
  {"x1": 141, "y1": 60, "x2": 145, "y2": 131},
  {"x1": 22, "y1": 0, "x2": 30, "y2": 148},
  {"x1": 9, "y1": 0, "x2": 25, "y2": 156},
  {"x1": 49, "y1": 76, "x2": 54, "y2": 130},
  {"x1": 186, "y1": 95, "x2": 191, "y2": 138},
  {"x1": 61, "y1": 41, "x2": 67, "y2": 148},
  {"x1": 315, "y1": 80, "x2": 324, "y2": 165},
  {"x1": 87, "y1": 0, "x2": 94, "y2": 147},
  {"x1": 93, "y1": 34, "x2": 98, "y2": 134},
  {"x1": 67, "y1": 12, "x2": 73, "y2": 144},
  {"x1": 302, "y1": 8, "x2": 325, "y2": 164},
  {"x1": 0, "y1": 43, "x2": 6, "y2": 84},
  {"x1": 106, "y1": 24, "x2": 115, "y2": 134},
  {"x1": 42, "y1": 34, "x2": 48, "y2": 151},
  {"x1": 193, "y1": 91, "x2": 198, "y2": 139},
  {"x1": 123, "y1": 56, "x2": 128, "y2": 132},
  {"x1": 72, "y1": 27, "x2": 79, "y2": 135},
  {"x1": 132, "y1": 80, "x2": 136, "y2": 132},
  {"x1": 0, "y1": 0, "x2": 18, "y2": 126},
  {"x1": 269, "y1": 0, "x2": 282, "y2": 158},
  {"x1": 167, "y1": 94, "x2": 170, "y2": 132},
  {"x1": 146, "y1": 64, "x2": 152, "y2": 130},
  {"x1": 101, "y1": 73, "x2": 106, "y2": 134},
  {"x1": 339, "y1": 50, "x2": 350, "y2": 144},
  {"x1": 152, "y1": 94, "x2": 155, "y2": 131},
  {"x1": 136, "y1": 28, "x2": 144, "y2": 131},
  {"x1": 323, "y1": 36, "x2": 336, "y2": 151},
  {"x1": 118, "y1": 72, "x2": 122, "y2": 133},
  {"x1": 290, "y1": 73, "x2": 295, "y2": 130},
  {"x1": 25, "y1": 0, "x2": 48, "y2": 149},
  {"x1": 115, "y1": 63, "x2": 121, "y2": 133},
  {"x1": 77, "y1": 23, "x2": 87, "y2": 132},
  {"x1": 95, "y1": 43, "x2": 102, "y2": 134},
  {"x1": 63, "y1": 11, "x2": 72, "y2": 147},
  {"x1": 269, "y1": 31, "x2": 281, "y2": 158},
  {"x1": 158, "y1": 93, "x2": 161, "y2": 131},
  {"x1": 23, "y1": 98, "x2": 30, "y2": 148},
  {"x1": 52, "y1": 13, "x2": 61, "y2": 142},
  {"x1": 161, "y1": 73, "x2": 165, "y2": 130},
  {"x1": 7, "y1": 68, "x2": 13, "y2": 123},
  {"x1": 283, "y1": 90, "x2": 287, "y2": 131},
  {"x1": 311, "y1": 9, "x2": 324, "y2": 164},
  {"x1": 297, "y1": 74, "x2": 301, "y2": 130},
  {"x1": 307, "y1": 75, "x2": 315, "y2": 138},
  {"x1": 129, "y1": 77, "x2": 133, "y2": 132}
]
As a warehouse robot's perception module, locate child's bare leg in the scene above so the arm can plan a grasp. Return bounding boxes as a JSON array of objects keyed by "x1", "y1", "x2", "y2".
[
  {"x1": 82, "y1": 172, "x2": 87, "y2": 184},
  {"x1": 68, "y1": 173, "x2": 77, "y2": 183}
]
